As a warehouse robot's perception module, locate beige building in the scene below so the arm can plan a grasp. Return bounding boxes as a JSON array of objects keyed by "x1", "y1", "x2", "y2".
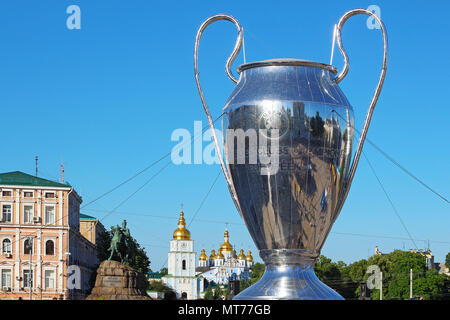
[
  {"x1": 0, "y1": 171, "x2": 100, "y2": 300},
  {"x1": 79, "y1": 213, "x2": 105, "y2": 245}
]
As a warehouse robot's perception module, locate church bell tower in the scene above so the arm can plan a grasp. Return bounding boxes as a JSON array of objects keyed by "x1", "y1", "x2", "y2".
[{"x1": 162, "y1": 210, "x2": 201, "y2": 299}]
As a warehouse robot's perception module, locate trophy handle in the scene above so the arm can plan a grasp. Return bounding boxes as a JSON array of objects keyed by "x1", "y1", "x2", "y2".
[
  {"x1": 334, "y1": 8, "x2": 388, "y2": 211},
  {"x1": 194, "y1": 14, "x2": 244, "y2": 213}
]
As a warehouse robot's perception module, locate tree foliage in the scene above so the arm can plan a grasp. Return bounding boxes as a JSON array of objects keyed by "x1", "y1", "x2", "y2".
[
  {"x1": 239, "y1": 279, "x2": 250, "y2": 291},
  {"x1": 446, "y1": 252, "x2": 450, "y2": 269},
  {"x1": 203, "y1": 284, "x2": 214, "y2": 300},
  {"x1": 160, "y1": 267, "x2": 168, "y2": 276},
  {"x1": 314, "y1": 251, "x2": 449, "y2": 300},
  {"x1": 213, "y1": 284, "x2": 224, "y2": 300},
  {"x1": 96, "y1": 226, "x2": 151, "y2": 274},
  {"x1": 126, "y1": 241, "x2": 151, "y2": 274},
  {"x1": 229, "y1": 263, "x2": 265, "y2": 296},
  {"x1": 147, "y1": 280, "x2": 174, "y2": 293},
  {"x1": 249, "y1": 263, "x2": 265, "y2": 285},
  {"x1": 414, "y1": 269, "x2": 447, "y2": 300},
  {"x1": 96, "y1": 230, "x2": 112, "y2": 262}
]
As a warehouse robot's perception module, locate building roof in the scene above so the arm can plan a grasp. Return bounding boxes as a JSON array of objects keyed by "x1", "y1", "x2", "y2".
[
  {"x1": 80, "y1": 213, "x2": 98, "y2": 220},
  {"x1": 196, "y1": 266, "x2": 212, "y2": 273},
  {"x1": 172, "y1": 210, "x2": 191, "y2": 240},
  {"x1": 218, "y1": 228, "x2": 233, "y2": 252},
  {"x1": 0, "y1": 171, "x2": 71, "y2": 188},
  {"x1": 147, "y1": 272, "x2": 164, "y2": 279}
]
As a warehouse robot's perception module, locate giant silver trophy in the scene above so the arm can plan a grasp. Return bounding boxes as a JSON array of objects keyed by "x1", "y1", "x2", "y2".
[{"x1": 194, "y1": 9, "x2": 387, "y2": 299}]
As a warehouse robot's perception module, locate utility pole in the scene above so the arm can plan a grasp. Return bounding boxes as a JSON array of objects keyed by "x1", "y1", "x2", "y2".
[
  {"x1": 35, "y1": 156, "x2": 38, "y2": 177},
  {"x1": 380, "y1": 271, "x2": 383, "y2": 300},
  {"x1": 60, "y1": 164, "x2": 65, "y2": 183},
  {"x1": 410, "y1": 268, "x2": 413, "y2": 299}
]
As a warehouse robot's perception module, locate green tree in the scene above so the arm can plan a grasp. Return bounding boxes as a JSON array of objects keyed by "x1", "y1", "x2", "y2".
[
  {"x1": 227, "y1": 263, "x2": 264, "y2": 295},
  {"x1": 126, "y1": 241, "x2": 151, "y2": 274},
  {"x1": 384, "y1": 251, "x2": 427, "y2": 300},
  {"x1": 314, "y1": 255, "x2": 358, "y2": 298},
  {"x1": 213, "y1": 285, "x2": 224, "y2": 300},
  {"x1": 414, "y1": 269, "x2": 447, "y2": 300},
  {"x1": 96, "y1": 226, "x2": 151, "y2": 274},
  {"x1": 95, "y1": 230, "x2": 112, "y2": 261},
  {"x1": 313, "y1": 251, "x2": 449, "y2": 300},
  {"x1": 239, "y1": 279, "x2": 251, "y2": 291},
  {"x1": 250, "y1": 263, "x2": 265, "y2": 285},
  {"x1": 445, "y1": 252, "x2": 450, "y2": 269},
  {"x1": 160, "y1": 267, "x2": 168, "y2": 276},
  {"x1": 203, "y1": 284, "x2": 214, "y2": 300},
  {"x1": 315, "y1": 255, "x2": 341, "y2": 284},
  {"x1": 224, "y1": 286, "x2": 231, "y2": 300},
  {"x1": 147, "y1": 280, "x2": 174, "y2": 294}
]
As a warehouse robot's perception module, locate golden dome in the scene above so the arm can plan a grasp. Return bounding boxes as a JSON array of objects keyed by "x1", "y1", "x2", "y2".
[
  {"x1": 246, "y1": 250, "x2": 253, "y2": 262},
  {"x1": 216, "y1": 250, "x2": 225, "y2": 259},
  {"x1": 199, "y1": 249, "x2": 208, "y2": 261},
  {"x1": 219, "y1": 228, "x2": 233, "y2": 252},
  {"x1": 172, "y1": 210, "x2": 191, "y2": 240},
  {"x1": 237, "y1": 249, "x2": 246, "y2": 260},
  {"x1": 209, "y1": 249, "x2": 217, "y2": 260}
]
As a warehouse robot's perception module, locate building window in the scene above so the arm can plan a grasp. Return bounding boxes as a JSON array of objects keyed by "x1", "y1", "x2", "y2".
[
  {"x1": 44, "y1": 270, "x2": 55, "y2": 289},
  {"x1": 2, "y1": 239, "x2": 11, "y2": 254},
  {"x1": 2, "y1": 191, "x2": 11, "y2": 197},
  {"x1": 24, "y1": 238, "x2": 33, "y2": 255},
  {"x1": 44, "y1": 192, "x2": 55, "y2": 199},
  {"x1": 1, "y1": 205, "x2": 12, "y2": 223},
  {"x1": 45, "y1": 240, "x2": 55, "y2": 255},
  {"x1": 24, "y1": 205, "x2": 33, "y2": 224},
  {"x1": 23, "y1": 191, "x2": 33, "y2": 198},
  {"x1": 1, "y1": 269, "x2": 11, "y2": 288},
  {"x1": 182, "y1": 260, "x2": 186, "y2": 270},
  {"x1": 23, "y1": 270, "x2": 33, "y2": 288},
  {"x1": 45, "y1": 206, "x2": 55, "y2": 225}
]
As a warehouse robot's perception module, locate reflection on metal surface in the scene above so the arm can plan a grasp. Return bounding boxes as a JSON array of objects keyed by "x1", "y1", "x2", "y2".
[
  {"x1": 235, "y1": 263, "x2": 343, "y2": 300},
  {"x1": 194, "y1": 9, "x2": 388, "y2": 300},
  {"x1": 223, "y1": 65, "x2": 354, "y2": 256}
]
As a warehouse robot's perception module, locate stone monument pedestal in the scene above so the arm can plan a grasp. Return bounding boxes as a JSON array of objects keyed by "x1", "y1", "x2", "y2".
[{"x1": 86, "y1": 260, "x2": 150, "y2": 300}]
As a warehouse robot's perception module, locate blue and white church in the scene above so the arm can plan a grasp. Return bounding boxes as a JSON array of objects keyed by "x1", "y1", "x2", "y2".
[
  {"x1": 196, "y1": 227, "x2": 253, "y2": 285},
  {"x1": 162, "y1": 210, "x2": 253, "y2": 299}
]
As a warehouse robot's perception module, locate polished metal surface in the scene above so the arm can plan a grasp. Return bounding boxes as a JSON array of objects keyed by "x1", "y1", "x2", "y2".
[
  {"x1": 223, "y1": 64, "x2": 353, "y2": 255},
  {"x1": 234, "y1": 262, "x2": 344, "y2": 300},
  {"x1": 237, "y1": 58, "x2": 338, "y2": 75},
  {"x1": 194, "y1": 9, "x2": 387, "y2": 300}
]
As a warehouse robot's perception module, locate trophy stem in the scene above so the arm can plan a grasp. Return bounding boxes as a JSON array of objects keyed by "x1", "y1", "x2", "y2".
[{"x1": 234, "y1": 251, "x2": 344, "y2": 300}]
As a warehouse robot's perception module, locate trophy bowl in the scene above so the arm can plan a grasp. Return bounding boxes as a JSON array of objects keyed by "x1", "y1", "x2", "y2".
[{"x1": 194, "y1": 9, "x2": 387, "y2": 299}]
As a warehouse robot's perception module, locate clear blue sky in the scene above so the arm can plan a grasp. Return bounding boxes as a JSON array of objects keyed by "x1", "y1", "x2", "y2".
[{"x1": 0, "y1": 0, "x2": 449, "y2": 271}]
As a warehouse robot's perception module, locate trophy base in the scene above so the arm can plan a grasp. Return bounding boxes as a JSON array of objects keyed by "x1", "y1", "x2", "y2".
[{"x1": 233, "y1": 263, "x2": 344, "y2": 300}]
